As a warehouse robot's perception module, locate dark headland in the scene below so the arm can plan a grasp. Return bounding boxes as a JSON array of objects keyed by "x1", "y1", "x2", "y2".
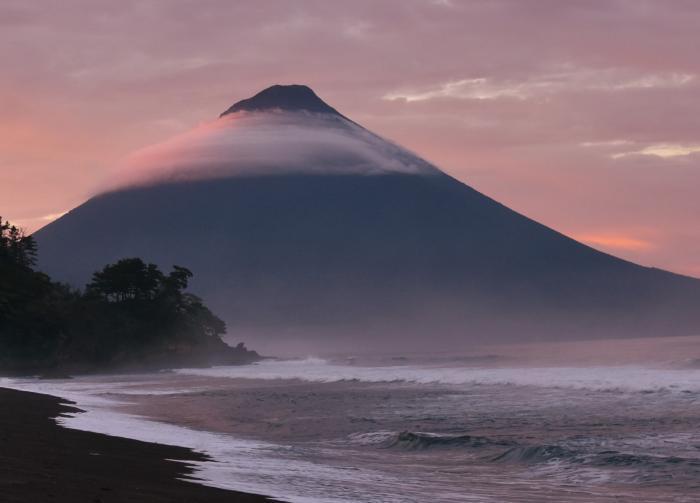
[
  {"x1": 1, "y1": 219, "x2": 273, "y2": 500},
  {"x1": 0, "y1": 387, "x2": 278, "y2": 503}
]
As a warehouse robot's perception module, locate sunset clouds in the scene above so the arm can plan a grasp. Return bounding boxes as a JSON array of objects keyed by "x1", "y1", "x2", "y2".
[{"x1": 1, "y1": 0, "x2": 699, "y2": 275}]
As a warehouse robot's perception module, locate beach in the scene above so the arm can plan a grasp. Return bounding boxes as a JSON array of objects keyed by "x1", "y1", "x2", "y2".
[
  {"x1": 0, "y1": 387, "x2": 274, "y2": 503},
  {"x1": 3, "y1": 336, "x2": 700, "y2": 502}
]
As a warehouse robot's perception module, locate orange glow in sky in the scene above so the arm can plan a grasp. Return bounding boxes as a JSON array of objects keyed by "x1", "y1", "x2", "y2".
[{"x1": 574, "y1": 234, "x2": 653, "y2": 252}]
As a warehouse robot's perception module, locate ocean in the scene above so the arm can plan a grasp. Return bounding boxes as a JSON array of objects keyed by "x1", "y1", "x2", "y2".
[{"x1": 4, "y1": 336, "x2": 700, "y2": 502}]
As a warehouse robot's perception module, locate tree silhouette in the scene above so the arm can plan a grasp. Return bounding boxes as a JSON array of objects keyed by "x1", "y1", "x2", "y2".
[
  {"x1": 0, "y1": 217, "x2": 37, "y2": 269},
  {"x1": 1, "y1": 234, "x2": 249, "y2": 373},
  {"x1": 87, "y1": 258, "x2": 164, "y2": 302}
]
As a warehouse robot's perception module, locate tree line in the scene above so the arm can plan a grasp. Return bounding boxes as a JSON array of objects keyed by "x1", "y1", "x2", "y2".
[{"x1": 0, "y1": 217, "x2": 255, "y2": 374}]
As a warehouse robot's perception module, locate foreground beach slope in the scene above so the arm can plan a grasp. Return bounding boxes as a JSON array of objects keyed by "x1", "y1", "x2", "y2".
[{"x1": 0, "y1": 388, "x2": 274, "y2": 503}]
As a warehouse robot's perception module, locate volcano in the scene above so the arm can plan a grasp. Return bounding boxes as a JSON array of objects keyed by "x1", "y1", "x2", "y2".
[{"x1": 34, "y1": 85, "x2": 700, "y2": 352}]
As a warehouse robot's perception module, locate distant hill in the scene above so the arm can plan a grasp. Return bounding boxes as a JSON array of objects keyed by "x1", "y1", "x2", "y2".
[{"x1": 34, "y1": 85, "x2": 700, "y2": 352}]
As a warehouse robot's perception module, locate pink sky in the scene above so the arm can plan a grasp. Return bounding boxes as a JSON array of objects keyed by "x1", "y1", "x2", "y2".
[{"x1": 2, "y1": 0, "x2": 699, "y2": 277}]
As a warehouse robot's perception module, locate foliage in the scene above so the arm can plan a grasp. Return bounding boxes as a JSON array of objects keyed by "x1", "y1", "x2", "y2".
[
  {"x1": 0, "y1": 217, "x2": 242, "y2": 373},
  {"x1": 0, "y1": 217, "x2": 37, "y2": 268},
  {"x1": 87, "y1": 258, "x2": 166, "y2": 302}
]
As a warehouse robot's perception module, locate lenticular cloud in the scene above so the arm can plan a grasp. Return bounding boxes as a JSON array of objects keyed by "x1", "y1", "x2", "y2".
[{"x1": 105, "y1": 110, "x2": 439, "y2": 191}]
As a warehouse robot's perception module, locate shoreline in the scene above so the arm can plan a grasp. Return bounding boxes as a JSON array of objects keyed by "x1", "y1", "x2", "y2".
[{"x1": 0, "y1": 387, "x2": 278, "y2": 503}]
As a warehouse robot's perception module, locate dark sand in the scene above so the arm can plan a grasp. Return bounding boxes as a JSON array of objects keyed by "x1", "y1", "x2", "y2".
[{"x1": 0, "y1": 387, "x2": 277, "y2": 503}]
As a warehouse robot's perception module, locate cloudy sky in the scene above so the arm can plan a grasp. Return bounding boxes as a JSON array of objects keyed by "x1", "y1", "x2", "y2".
[{"x1": 2, "y1": 0, "x2": 699, "y2": 276}]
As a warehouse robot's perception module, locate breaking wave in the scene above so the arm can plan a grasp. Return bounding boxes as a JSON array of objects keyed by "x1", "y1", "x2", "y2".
[
  {"x1": 493, "y1": 445, "x2": 579, "y2": 464},
  {"x1": 349, "y1": 430, "x2": 513, "y2": 451},
  {"x1": 494, "y1": 444, "x2": 700, "y2": 474},
  {"x1": 388, "y1": 431, "x2": 512, "y2": 451},
  {"x1": 174, "y1": 357, "x2": 700, "y2": 394}
]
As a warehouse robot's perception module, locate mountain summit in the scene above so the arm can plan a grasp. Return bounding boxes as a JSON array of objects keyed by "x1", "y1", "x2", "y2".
[
  {"x1": 34, "y1": 85, "x2": 700, "y2": 353},
  {"x1": 220, "y1": 84, "x2": 343, "y2": 117}
]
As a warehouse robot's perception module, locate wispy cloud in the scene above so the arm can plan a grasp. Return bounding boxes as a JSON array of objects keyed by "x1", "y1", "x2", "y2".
[
  {"x1": 38, "y1": 211, "x2": 68, "y2": 221},
  {"x1": 343, "y1": 20, "x2": 372, "y2": 40},
  {"x1": 579, "y1": 140, "x2": 634, "y2": 148},
  {"x1": 12, "y1": 210, "x2": 68, "y2": 231},
  {"x1": 106, "y1": 111, "x2": 439, "y2": 190},
  {"x1": 611, "y1": 144, "x2": 700, "y2": 159},
  {"x1": 383, "y1": 70, "x2": 695, "y2": 102},
  {"x1": 384, "y1": 78, "x2": 526, "y2": 102}
]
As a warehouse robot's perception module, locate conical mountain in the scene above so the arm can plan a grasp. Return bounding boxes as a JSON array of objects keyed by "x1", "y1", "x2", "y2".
[{"x1": 34, "y1": 85, "x2": 700, "y2": 352}]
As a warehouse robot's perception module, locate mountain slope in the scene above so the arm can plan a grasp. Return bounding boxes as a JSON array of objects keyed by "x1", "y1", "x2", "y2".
[{"x1": 33, "y1": 85, "x2": 700, "y2": 351}]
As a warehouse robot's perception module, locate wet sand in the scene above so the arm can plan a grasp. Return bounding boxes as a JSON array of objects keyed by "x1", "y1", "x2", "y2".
[{"x1": 0, "y1": 387, "x2": 276, "y2": 503}]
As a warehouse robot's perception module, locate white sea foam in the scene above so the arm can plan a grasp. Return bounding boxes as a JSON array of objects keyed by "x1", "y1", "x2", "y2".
[{"x1": 174, "y1": 358, "x2": 700, "y2": 394}]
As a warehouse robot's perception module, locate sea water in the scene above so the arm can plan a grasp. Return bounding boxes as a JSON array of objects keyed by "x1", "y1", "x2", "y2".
[{"x1": 4, "y1": 346, "x2": 700, "y2": 502}]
